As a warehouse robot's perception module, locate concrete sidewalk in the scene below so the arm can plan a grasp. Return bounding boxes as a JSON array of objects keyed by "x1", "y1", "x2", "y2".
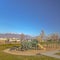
[{"x1": 40, "y1": 50, "x2": 60, "y2": 59}]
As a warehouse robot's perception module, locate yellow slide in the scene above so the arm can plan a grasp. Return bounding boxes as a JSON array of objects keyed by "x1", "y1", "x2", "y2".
[{"x1": 38, "y1": 44, "x2": 46, "y2": 50}]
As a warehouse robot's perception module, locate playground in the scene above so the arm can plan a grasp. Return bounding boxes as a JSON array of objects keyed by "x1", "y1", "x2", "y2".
[{"x1": 3, "y1": 39, "x2": 60, "y2": 56}]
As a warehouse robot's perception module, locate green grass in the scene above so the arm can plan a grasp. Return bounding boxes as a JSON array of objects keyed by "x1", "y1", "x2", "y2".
[
  {"x1": 0, "y1": 44, "x2": 60, "y2": 60},
  {"x1": 55, "y1": 52, "x2": 60, "y2": 55}
]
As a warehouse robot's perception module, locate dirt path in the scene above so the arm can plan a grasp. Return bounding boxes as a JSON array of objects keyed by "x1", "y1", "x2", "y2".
[{"x1": 3, "y1": 49, "x2": 46, "y2": 56}]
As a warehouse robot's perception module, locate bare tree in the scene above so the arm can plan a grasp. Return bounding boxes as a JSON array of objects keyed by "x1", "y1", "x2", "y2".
[
  {"x1": 50, "y1": 33, "x2": 59, "y2": 41},
  {"x1": 40, "y1": 30, "x2": 45, "y2": 39},
  {"x1": 36, "y1": 30, "x2": 45, "y2": 42},
  {"x1": 20, "y1": 33, "x2": 25, "y2": 41}
]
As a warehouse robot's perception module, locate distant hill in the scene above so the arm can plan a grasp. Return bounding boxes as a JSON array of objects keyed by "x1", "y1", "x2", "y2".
[{"x1": 0, "y1": 33, "x2": 32, "y2": 39}]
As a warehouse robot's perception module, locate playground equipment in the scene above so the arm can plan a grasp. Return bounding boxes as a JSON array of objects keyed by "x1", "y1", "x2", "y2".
[
  {"x1": 10, "y1": 39, "x2": 46, "y2": 51},
  {"x1": 37, "y1": 44, "x2": 46, "y2": 50},
  {"x1": 19, "y1": 39, "x2": 46, "y2": 51}
]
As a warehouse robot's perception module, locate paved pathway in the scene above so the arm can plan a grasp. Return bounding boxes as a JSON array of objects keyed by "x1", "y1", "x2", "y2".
[{"x1": 40, "y1": 50, "x2": 60, "y2": 59}]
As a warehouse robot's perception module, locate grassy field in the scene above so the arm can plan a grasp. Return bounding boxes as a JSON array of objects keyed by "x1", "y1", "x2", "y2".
[
  {"x1": 0, "y1": 44, "x2": 60, "y2": 60},
  {"x1": 55, "y1": 52, "x2": 60, "y2": 55}
]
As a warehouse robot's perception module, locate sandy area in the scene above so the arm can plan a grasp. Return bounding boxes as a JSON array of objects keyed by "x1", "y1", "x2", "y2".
[{"x1": 3, "y1": 49, "x2": 46, "y2": 56}]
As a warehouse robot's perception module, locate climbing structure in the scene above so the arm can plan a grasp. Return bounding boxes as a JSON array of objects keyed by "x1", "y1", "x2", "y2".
[{"x1": 19, "y1": 39, "x2": 46, "y2": 51}]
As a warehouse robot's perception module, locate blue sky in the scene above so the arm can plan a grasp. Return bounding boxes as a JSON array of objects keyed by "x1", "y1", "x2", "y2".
[{"x1": 0, "y1": 0, "x2": 60, "y2": 36}]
